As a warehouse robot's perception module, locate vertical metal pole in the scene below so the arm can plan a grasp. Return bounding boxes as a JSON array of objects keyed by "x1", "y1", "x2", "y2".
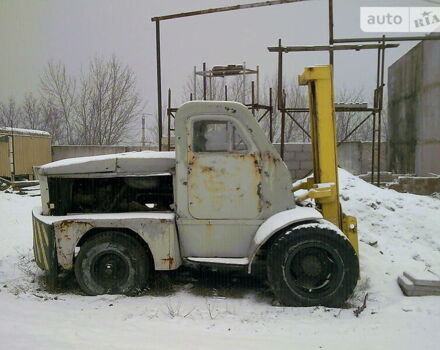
[
  {"x1": 280, "y1": 90, "x2": 286, "y2": 160},
  {"x1": 190, "y1": 93, "x2": 193, "y2": 101},
  {"x1": 277, "y1": 39, "x2": 284, "y2": 158},
  {"x1": 155, "y1": 20, "x2": 163, "y2": 151},
  {"x1": 269, "y1": 87, "x2": 273, "y2": 143},
  {"x1": 377, "y1": 35, "x2": 386, "y2": 186},
  {"x1": 225, "y1": 85, "x2": 228, "y2": 101},
  {"x1": 371, "y1": 42, "x2": 381, "y2": 184},
  {"x1": 371, "y1": 113, "x2": 376, "y2": 183},
  {"x1": 193, "y1": 66, "x2": 197, "y2": 100},
  {"x1": 141, "y1": 115, "x2": 145, "y2": 147},
  {"x1": 256, "y1": 65, "x2": 260, "y2": 104},
  {"x1": 167, "y1": 88, "x2": 171, "y2": 151},
  {"x1": 251, "y1": 81, "x2": 255, "y2": 116},
  {"x1": 328, "y1": 0, "x2": 334, "y2": 66},
  {"x1": 242, "y1": 61, "x2": 246, "y2": 104},
  {"x1": 277, "y1": 39, "x2": 283, "y2": 108},
  {"x1": 203, "y1": 62, "x2": 207, "y2": 101}
]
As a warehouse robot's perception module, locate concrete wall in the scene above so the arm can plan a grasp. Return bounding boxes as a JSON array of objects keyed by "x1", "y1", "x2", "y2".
[
  {"x1": 53, "y1": 142, "x2": 387, "y2": 181},
  {"x1": 274, "y1": 142, "x2": 387, "y2": 180},
  {"x1": 52, "y1": 145, "x2": 155, "y2": 161},
  {"x1": 388, "y1": 37, "x2": 440, "y2": 176}
]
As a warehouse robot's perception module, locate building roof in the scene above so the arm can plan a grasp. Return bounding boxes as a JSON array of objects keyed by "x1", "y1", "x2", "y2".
[{"x1": 0, "y1": 127, "x2": 51, "y2": 137}]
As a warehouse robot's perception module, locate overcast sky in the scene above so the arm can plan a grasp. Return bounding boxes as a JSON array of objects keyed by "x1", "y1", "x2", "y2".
[{"x1": 0, "y1": 0, "x2": 435, "y2": 139}]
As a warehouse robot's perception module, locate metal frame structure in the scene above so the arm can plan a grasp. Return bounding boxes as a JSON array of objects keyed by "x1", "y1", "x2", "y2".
[
  {"x1": 151, "y1": 0, "x2": 311, "y2": 151},
  {"x1": 151, "y1": 0, "x2": 440, "y2": 184},
  {"x1": 269, "y1": 37, "x2": 399, "y2": 185},
  {"x1": 165, "y1": 62, "x2": 274, "y2": 151}
]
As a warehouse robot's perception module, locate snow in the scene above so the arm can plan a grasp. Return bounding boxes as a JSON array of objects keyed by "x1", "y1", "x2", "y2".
[
  {"x1": 38, "y1": 151, "x2": 176, "y2": 176},
  {"x1": 40, "y1": 151, "x2": 175, "y2": 171},
  {"x1": 0, "y1": 127, "x2": 50, "y2": 137},
  {"x1": 33, "y1": 206, "x2": 175, "y2": 225},
  {"x1": 1, "y1": 169, "x2": 440, "y2": 349},
  {"x1": 283, "y1": 219, "x2": 349, "y2": 240}
]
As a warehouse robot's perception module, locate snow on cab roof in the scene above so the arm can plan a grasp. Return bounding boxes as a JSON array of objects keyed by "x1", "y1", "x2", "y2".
[{"x1": 0, "y1": 127, "x2": 50, "y2": 137}]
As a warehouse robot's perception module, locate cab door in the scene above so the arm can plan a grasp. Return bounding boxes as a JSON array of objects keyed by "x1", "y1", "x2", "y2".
[
  {"x1": 187, "y1": 117, "x2": 262, "y2": 220},
  {"x1": 178, "y1": 115, "x2": 263, "y2": 258}
]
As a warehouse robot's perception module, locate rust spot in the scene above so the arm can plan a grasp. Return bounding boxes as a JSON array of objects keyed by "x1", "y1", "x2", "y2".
[
  {"x1": 57, "y1": 220, "x2": 93, "y2": 233},
  {"x1": 161, "y1": 254, "x2": 174, "y2": 270},
  {"x1": 201, "y1": 166, "x2": 214, "y2": 173}
]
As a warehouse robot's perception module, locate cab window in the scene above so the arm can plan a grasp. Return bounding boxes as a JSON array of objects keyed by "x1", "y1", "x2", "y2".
[{"x1": 193, "y1": 120, "x2": 249, "y2": 153}]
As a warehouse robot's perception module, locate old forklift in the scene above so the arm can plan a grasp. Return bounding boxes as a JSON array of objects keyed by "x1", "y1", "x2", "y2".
[{"x1": 32, "y1": 65, "x2": 359, "y2": 307}]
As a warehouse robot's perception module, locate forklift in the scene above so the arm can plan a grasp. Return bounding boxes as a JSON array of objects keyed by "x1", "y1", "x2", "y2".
[{"x1": 32, "y1": 65, "x2": 359, "y2": 307}]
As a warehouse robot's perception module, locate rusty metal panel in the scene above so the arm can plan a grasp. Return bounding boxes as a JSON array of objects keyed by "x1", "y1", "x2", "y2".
[
  {"x1": 188, "y1": 153, "x2": 261, "y2": 219},
  {"x1": 178, "y1": 219, "x2": 262, "y2": 257},
  {"x1": 33, "y1": 208, "x2": 181, "y2": 271}
]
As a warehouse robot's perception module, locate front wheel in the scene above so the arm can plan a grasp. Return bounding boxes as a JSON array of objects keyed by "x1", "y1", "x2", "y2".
[
  {"x1": 75, "y1": 231, "x2": 151, "y2": 296},
  {"x1": 267, "y1": 224, "x2": 359, "y2": 307}
]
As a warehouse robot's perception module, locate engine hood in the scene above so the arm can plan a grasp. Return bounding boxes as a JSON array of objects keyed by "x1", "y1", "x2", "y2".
[{"x1": 39, "y1": 151, "x2": 176, "y2": 176}]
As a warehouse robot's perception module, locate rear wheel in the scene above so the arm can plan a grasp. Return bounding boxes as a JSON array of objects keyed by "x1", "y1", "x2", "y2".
[
  {"x1": 75, "y1": 231, "x2": 151, "y2": 296},
  {"x1": 267, "y1": 225, "x2": 359, "y2": 307}
]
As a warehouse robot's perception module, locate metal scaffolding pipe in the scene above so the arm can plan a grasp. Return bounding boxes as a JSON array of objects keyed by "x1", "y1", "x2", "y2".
[
  {"x1": 268, "y1": 43, "x2": 399, "y2": 52},
  {"x1": 151, "y1": 0, "x2": 310, "y2": 22},
  {"x1": 334, "y1": 35, "x2": 440, "y2": 43}
]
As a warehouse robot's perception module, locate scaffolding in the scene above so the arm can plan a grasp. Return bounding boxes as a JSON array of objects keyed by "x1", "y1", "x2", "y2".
[
  {"x1": 165, "y1": 63, "x2": 274, "y2": 151},
  {"x1": 151, "y1": 0, "x2": 440, "y2": 185}
]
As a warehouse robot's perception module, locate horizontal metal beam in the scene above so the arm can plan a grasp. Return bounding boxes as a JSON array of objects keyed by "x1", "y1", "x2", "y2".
[
  {"x1": 195, "y1": 69, "x2": 258, "y2": 77},
  {"x1": 334, "y1": 35, "x2": 440, "y2": 44},
  {"x1": 268, "y1": 43, "x2": 399, "y2": 53},
  {"x1": 151, "y1": 0, "x2": 308, "y2": 22},
  {"x1": 284, "y1": 106, "x2": 377, "y2": 113}
]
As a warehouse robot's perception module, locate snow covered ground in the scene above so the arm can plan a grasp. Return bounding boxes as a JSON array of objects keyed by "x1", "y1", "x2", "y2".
[{"x1": 0, "y1": 170, "x2": 439, "y2": 349}]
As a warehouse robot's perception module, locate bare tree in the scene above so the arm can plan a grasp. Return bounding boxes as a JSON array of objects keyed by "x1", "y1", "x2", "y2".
[
  {"x1": 21, "y1": 93, "x2": 42, "y2": 130},
  {"x1": 40, "y1": 100, "x2": 65, "y2": 144},
  {"x1": 40, "y1": 61, "x2": 77, "y2": 143},
  {"x1": 0, "y1": 97, "x2": 22, "y2": 128},
  {"x1": 335, "y1": 87, "x2": 369, "y2": 142},
  {"x1": 76, "y1": 56, "x2": 141, "y2": 145}
]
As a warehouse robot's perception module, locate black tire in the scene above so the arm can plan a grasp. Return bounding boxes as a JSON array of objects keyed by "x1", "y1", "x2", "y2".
[
  {"x1": 74, "y1": 231, "x2": 151, "y2": 296},
  {"x1": 267, "y1": 225, "x2": 359, "y2": 307}
]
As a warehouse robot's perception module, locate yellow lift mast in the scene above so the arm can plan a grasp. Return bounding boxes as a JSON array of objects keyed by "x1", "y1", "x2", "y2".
[{"x1": 294, "y1": 65, "x2": 359, "y2": 255}]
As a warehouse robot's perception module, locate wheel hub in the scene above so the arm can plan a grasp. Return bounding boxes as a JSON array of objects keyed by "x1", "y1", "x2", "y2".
[
  {"x1": 286, "y1": 245, "x2": 338, "y2": 294},
  {"x1": 92, "y1": 253, "x2": 130, "y2": 290},
  {"x1": 301, "y1": 255, "x2": 322, "y2": 277}
]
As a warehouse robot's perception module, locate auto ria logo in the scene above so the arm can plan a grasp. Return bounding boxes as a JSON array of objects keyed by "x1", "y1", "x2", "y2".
[{"x1": 360, "y1": 7, "x2": 440, "y2": 32}]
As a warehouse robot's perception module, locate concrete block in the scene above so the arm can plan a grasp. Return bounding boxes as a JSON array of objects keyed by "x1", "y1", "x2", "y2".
[
  {"x1": 283, "y1": 159, "x2": 301, "y2": 170},
  {"x1": 294, "y1": 151, "x2": 313, "y2": 162},
  {"x1": 299, "y1": 160, "x2": 313, "y2": 170},
  {"x1": 398, "y1": 273, "x2": 440, "y2": 297},
  {"x1": 404, "y1": 271, "x2": 440, "y2": 287},
  {"x1": 295, "y1": 168, "x2": 312, "y2": 180}
]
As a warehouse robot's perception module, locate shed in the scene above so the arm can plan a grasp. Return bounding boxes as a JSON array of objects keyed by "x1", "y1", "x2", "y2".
[{"x1": 0, "y1": 127, "x2": 52, "y2": 180}]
